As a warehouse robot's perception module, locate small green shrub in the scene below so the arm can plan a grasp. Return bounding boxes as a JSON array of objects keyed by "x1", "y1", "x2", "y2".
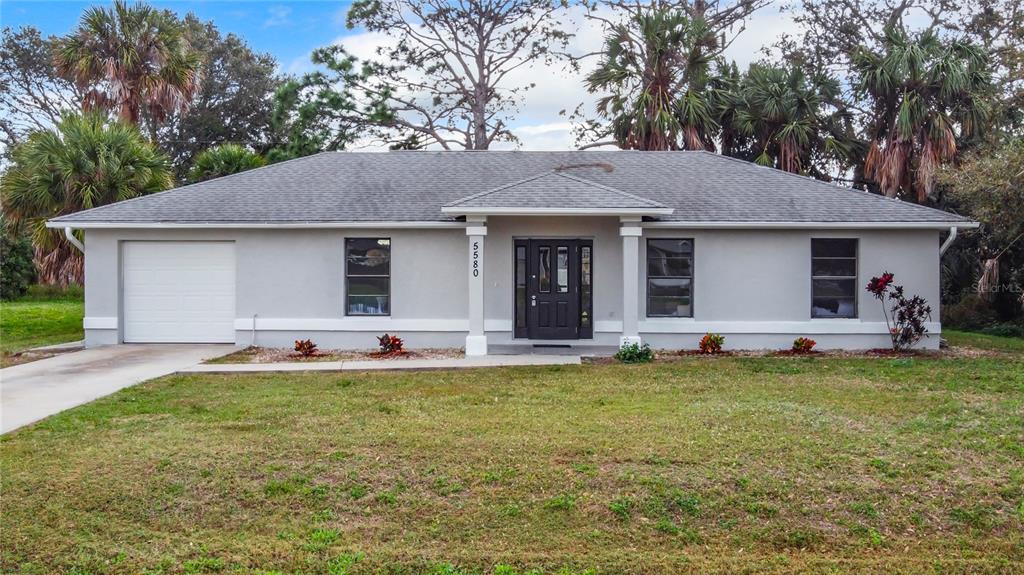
[
  {"x1": 941, "y1": 294, "x2": 997, "y2": 330},
  {"x1": 0, "y1": 226, "x2": 36, "y2": 300},
  {"x1": 979, "y1": 323, "x2": 1024, "y2": 338},
  {"x1": 614, "y1": 342, "x2": 653, "y2": 363}
]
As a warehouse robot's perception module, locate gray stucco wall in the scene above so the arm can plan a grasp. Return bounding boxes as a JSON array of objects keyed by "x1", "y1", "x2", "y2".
[
  {"x1": 639, "y1": 228, "x2": 941, "y2": 349},
  {"x1": 81, "y1": 221, "x2": 942, "y2": 350}
]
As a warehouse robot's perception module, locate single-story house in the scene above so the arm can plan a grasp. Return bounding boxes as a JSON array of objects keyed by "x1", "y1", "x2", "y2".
[{"x1": 47, "y1": 151, "x2": 976, "y2": 354}]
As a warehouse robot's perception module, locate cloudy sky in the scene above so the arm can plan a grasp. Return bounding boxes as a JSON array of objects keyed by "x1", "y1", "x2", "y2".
[{"x1": 1, "y1": 0, "x2": 802, "y2": 149}]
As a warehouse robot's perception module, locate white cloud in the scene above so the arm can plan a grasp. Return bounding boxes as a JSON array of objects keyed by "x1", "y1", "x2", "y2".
[
  {"x1": 720, "y1": 4, "x2": 799, "y2": 70},
  {"x1": 263, "y1": 5, "x2": 292, "y2": 29}
]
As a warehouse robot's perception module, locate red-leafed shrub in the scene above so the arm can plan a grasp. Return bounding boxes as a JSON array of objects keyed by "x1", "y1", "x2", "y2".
[
  {"x1": 698, "y1": 333, "x2": 725, "y2": 354},
  {"x1": 866, "y1": 272, "x2": 894, "y2": 296},
  {"x1": 866, "y1": 271, "x2": 932, "y2": 351},
  {"x1": 294, "y1": 339, "x2": 319, "y2": 357},
  {"x1": 792, "y1": 337, "x2": 817, "y2": 354},
  {"x1": 377, "y1": 333, "x2": 404, "y2": 355}
]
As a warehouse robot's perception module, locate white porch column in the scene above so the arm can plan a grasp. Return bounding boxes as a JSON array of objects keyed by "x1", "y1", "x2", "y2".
[
  {"x1": 465, "y1": 218, "x2": 488, "y2": 355},
  {"x1": 620, "y1": 218, "x2": 642, "y2": 347}
]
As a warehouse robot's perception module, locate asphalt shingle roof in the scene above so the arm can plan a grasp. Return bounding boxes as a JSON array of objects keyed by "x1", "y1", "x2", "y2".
[
  {"x1": 50, "y1": 150, "x2": 971, "y2": 224},
  {"x1": 444, "y1": 171, "x2": 668, "y2": 210}
]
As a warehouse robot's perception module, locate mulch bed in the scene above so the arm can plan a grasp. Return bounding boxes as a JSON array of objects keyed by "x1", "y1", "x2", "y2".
[
  {"x1": 583, "y1": 345, "x2": 1001, "y2": 365},
  {"x1": 208, "y1": 346, "x2": 463, "y2": 364}
]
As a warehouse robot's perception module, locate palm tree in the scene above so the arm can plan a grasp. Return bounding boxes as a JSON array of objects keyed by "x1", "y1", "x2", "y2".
[
  {"x1": 853, "y1": 27, "x2": 993, "y2": 202},
  {"x1": 188, "y1": 144, "x2": 266, "y2": 183},
  {"x1": 725, "y1": 63, "x2": 860, "y2": 177},
  {"x1": 585, "y1": 8, "x2": 719, "y2": 151},
  {"x1": 54, "y1": 0, "x2": 201, "y2": 139},
  {"x1": 1, "y1": 113, "x2": 172, "y2": 285}
]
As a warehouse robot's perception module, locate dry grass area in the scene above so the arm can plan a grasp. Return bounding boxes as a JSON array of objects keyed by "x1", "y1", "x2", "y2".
[
  {"x1": 206, "y1": 346, "x2": 464, "y2": 364},
  {"x1": 2, "y1": 346, "x2": 1023, "y2": 574}
]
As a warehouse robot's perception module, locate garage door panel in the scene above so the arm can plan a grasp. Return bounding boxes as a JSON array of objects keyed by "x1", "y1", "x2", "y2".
[{"x1": 123, "y1": 242, "x2": 236, "y2": 343}]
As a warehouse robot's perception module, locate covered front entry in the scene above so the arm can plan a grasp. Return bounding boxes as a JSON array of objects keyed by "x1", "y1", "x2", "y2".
[
  {"x1": 443, "y1": 170, "x2": 675, "y2": 354},
  {"x1": 514, "y1": 239, "x2": 593, "y2": 340}
]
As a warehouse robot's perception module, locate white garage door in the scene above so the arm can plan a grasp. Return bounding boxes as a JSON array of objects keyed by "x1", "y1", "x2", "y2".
[{"x1": 123, "y1": 241, "x2": 236, "y2": 343}]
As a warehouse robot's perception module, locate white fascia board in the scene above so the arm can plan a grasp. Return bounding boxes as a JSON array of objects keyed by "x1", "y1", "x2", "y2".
[
  {"x1": 45, "y1": 221, "x2": 467, "y2": 230},
  {"x1": 641, "y1": 221, "x2": 979, "y2": 230},
  {"x1": 440, "y1": 207, "x2": 675, "y2": 216}
]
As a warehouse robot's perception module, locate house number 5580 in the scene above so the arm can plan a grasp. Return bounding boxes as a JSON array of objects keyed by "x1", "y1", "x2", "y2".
[{"x1": 472, "y1": 241, "x2": 480, "y2": 277}]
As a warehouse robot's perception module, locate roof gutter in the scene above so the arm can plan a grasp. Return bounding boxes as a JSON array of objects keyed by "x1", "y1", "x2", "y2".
[
  {"x1": 939, "y1": 225, "x2": 959, "y2": 255},
  {"x1": 641, "y1": 221, "x2": 979, "y2": 231},
  {"x1": 45, "y1": 221, "x2": 469, "y2": 230},
  {"x1": 48, "y1": 219, "x2": 979, "y2": 231},
  {"x1": 64, "y1": 226, "x2": 84, "y2": 253}
]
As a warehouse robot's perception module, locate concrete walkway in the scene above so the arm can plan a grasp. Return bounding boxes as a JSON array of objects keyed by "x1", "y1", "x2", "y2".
[
  {"x1": 1, "y1": 344, "x2": 234, "y2": 434},
  {"x1": 182, "y1": 354, "x2": 581, "y2": 374}
]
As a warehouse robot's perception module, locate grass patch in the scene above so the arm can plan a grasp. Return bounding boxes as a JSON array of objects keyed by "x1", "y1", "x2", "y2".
[
  {"x1": 0, "y1": 285, "x2": 83, "y2": 366},
  {"x1": 944, "y1": 329, "x2": 1024, "y2": 353},
  {"x1": 2, "y1": 355, "x2": 1023, "y2": 572},
  {"x1": 543, "y1": 493, "x2": 577, "y2": 511}
]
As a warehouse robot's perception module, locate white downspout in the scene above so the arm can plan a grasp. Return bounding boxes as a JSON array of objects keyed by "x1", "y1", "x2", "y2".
[
  {"x1": 939, "y1": 226, "x2": 958, "y2": 256},
  {"x1": 64, "y1": 226, "x2": 84, "y2": 252}
]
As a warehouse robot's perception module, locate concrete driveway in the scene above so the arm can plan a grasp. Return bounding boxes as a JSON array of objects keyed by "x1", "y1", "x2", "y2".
[{"x1": 1, "y1": 344, "x2": 234, "y2": 434}]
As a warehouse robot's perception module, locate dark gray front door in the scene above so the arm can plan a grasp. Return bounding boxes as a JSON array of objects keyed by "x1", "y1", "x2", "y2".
[{"x1": 527, "y1": 239, "x2": 580, "y2": 340}]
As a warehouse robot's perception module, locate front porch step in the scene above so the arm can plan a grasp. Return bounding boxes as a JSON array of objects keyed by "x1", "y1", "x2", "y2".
[{"x1": 488, "y1": 344, "x2": 618, "y2": 357}]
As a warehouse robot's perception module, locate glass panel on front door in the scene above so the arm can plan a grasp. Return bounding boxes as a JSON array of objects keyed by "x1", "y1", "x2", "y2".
[
  {"x1": 538, "y1": 246, "x2": 551, "y2": 293},
  {"x1": 556, "y1": 246, "x2": 569, "y2": 293}
]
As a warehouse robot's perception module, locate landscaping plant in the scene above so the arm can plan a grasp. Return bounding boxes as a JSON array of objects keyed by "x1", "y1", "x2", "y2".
[
  {"x1": 377, "y1": 333, "x2": 404, "y2": 355},
  {"x1": 614, "y1": 342, "x2": 653, "y2": 363},
  {"x1": 866, "y1": 272, "x2": 932, "y2": 351},
  {"x1": 698, "y1": 333, "x2": 725, "y2": 354},
  {"x1": 293, "y1": 339, "x2": 319, "y2": 357},
  {"x1": 791, "y1": 337, "x2": 817, "y2": 354},
  {"x1": 0, "y1": 224, "x2": 35, "y2": 300}
]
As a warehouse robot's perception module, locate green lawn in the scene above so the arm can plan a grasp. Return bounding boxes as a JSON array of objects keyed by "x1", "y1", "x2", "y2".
[
  {"x1": 0, "y1": 286, "x2": 84, "y2": 366},
  {"x1": 2, "y1": 340, "x2": 1022, "y2": 574},
  {"x1": 944, "y1": 329, "x2": 1024, "y2": 353}
]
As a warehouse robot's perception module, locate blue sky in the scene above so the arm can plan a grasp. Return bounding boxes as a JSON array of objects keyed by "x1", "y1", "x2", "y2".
[
  {"x1": 0, "y1": 1, "x2": 799, "y2": 149},
  {"x1": 1, "y1": 1, "x2": 358, "y2": 76}
]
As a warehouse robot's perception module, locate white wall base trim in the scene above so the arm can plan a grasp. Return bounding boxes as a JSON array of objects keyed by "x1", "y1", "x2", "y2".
[
  {"x1": 83, "y1": 316, "x2": 118, "y2": 329},
  {"x1": 638, "y1": 319, "x2": 941, "y2": 335}
]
